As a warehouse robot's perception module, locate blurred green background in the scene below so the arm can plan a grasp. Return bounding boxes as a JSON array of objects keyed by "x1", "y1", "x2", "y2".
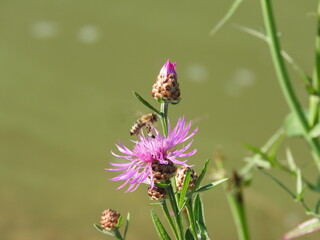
[{"x1": 1, "y1": 0, "x2": 320, "y2": 239}]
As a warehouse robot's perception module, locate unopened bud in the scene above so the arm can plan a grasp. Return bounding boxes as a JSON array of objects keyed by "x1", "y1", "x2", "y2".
[
  {"x1": 175, "y1": 166, "x2": 198, "y2": 192},
  {"x1": 148, "y1": 186, "x2": 167, "y2": 200},
  {"x1": 150, "y1": 160, "x2": 177, "y2": 183},
  {"x1": 100, "y1": 209, "x2": 121, "y2": 231},
  {"x1": 152, "y1": 59, "x2": 181, "y2": 103}
]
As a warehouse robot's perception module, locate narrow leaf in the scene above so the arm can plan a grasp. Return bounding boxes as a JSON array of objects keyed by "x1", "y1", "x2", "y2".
[
  {"x1": 296, "y1": 169, "x2": 303, "y2": 199},
  {"x1": 179, "y1": 170, "x2": 191, "y2": 209},
  {"x1": 286, "y1": 148, "x2": 297, "y2": 172},
  {"x1": 209, "y1": 0, "x2": 244, "y2": 36},
  {"x1": 314, "y1": 200, "x2": 320, "y2": 214},
  {"x1": 93, "y1": 224, "x2": 115, "y2": 237},
  {"x1": 195, "y1": 178, "x2": 228, "y2": 193},
  {"x1": 123, "y1": 213, "x2": 130, "y2": 239},
  {"x1": 116, "y1": 215, "x2": 123, "y2": 228},
  {"x1": 132, "y1": 91, "x2": 160, "y2": 115},
  {"x1": 193, "y1": 195, "x2": 210, "y2": 239},
  {"x1": 310, "y1": 123, "x2": 320, "y2": 138},
  {"x1": 179, "y1": 159, "x2": 210, "y2": 213},
  {"x1": 155, "y1": 182, "x2": 170, "y2": 188},
  {"x1": 282, "y1": 218, "x2": 320, "y2": 240},
  {"x1": 195, "y1": 159, "x2": 210, "y2": 190},
  {"x1": 283, "y1": 110, "x2": 309, "y2": 137},
  {"x1": 185, "y1": 228, "x2": 196, "y2": 240},
  {"x1": 151, "y1": 210, "x2": 171, "y2": 240},
  {"x1": 244, "y1": 143, "x2": 269, "y2": 160}
]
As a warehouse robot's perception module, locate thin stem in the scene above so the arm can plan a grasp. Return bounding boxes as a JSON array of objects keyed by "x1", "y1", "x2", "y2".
[
  {"x1": 309, "y1": 0, "x2": 320, "y2": 126},
  {"x1": 167, "y1": 184, "x2": 185, "y2": 240},
  {"x1": 185, "y1": 200, "x2": 197, "y2": 239},
  {"x1": 113, "y1": 228, "x2": 124, "y2": 240},
  {"x1": 161, "y1": 200, "x2": 179, "y2": 240},
  {"x1": 160, "y1": 102, "x2": 169, "y2": 137},
  {"x1": 226, "y1": 189, "x2": 250, "y2": 240},
  {"x1": 260, "y1": 0, "x2": 320, "y2": 171}
]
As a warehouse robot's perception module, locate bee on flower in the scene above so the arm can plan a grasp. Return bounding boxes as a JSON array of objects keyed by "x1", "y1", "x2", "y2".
[{"x1": 106, "y1": 117, "x2": 198, "y2": 192}]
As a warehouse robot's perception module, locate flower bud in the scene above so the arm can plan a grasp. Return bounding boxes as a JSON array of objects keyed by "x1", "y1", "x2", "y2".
[
  {"x1": 148, "y1": 186, "x2": 167, "y2": 200},
  {"x1": 150, "y1": 160, "x2": 177, "y2": 183},
  {"x1": 175, "y1": 166, "x2": 198, "y2": 192},
  {"x1": 100, "y1": 209, "x2": 121, "y2": 231},
  {"x1": 152, "y1": 59, "x2": 181, "y2": 103}
]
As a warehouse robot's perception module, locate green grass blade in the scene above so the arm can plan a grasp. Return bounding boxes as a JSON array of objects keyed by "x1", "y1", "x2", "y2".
[
  {"x1": 151, "y1": 209, "x2": 171, "y2": 240},
  {"x1": 209, "y1": 0, "x2": 244, "y2": 36}
]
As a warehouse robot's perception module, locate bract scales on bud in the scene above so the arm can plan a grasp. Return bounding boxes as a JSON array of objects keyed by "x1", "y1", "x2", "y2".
[{"x1": 152, "y1": 59, "x2": 181, "y2": 103}]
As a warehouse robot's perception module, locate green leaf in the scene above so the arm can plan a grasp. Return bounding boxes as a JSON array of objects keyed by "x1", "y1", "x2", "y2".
[
  {"x1": 123, "y1": 213, "x2": 130, "y2": 239},
  {"x1": 117, "y1": 215, "x2": 123, "y2": 228},
  {"x1": 243, "y1": 143, "x2": 275, "y2": 167},
  {"x1": 195, "y1": 178, "x2": 228, "y2": 193},
  {"x1": 179, "y1": 170, "x2": 191, "y2": 209},
  {"x1": 185, "y1": 228, "x2": 196, "y2": 240},
  {"x1": 195, "y1": 159, "x2": 210, "y2": 189},
  {"x1": 93, "y1": 224, "x2": 115, "y2": 237},
  {"x1": 193, "y1": 195, "x2": 210, "y2": 239},
  {"x1": 244, "y1": 143, "x2": 269, "y2": 160},
  {"x1": 178, "y1": 159, "x2": 210, "y2": 213},
  {"x1": 282, "y1": 218, "x2": 320, "y2": 240},
  {"x1": 284, "y1": 110, "x2": 308, "y2": 137},
  {"x1": 132, "y1": 91, "x2": 160, "y2": 115},
  {"x1": 149, "y1": 202, "x2": 162, "y2": 206},
  {"x1": 155, "y1": 182, "x2": 170, "y2": 188},
  {"x1": 296, "y1": 169, "x2": 303, "y2": 200},
  {"x1": 209, "y1": 0, "x2": 244, "y2": 36},
  {"x1": 151, "y1": 209, "x2": 171, "y2": 240},
  {"x1": 314, "y1": 200, "x2": 320, "y2": 214},
  {"x1": 310, "y1": 123, "x2": 320, "y2": 138},
  {"x1": 286, "y1": 148, "x2": 297, "y2": 172}
]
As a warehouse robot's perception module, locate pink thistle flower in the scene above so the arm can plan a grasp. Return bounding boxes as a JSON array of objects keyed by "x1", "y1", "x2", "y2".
[{"x1": 106, "y1": 117, "x2": 198, "y2": 192}]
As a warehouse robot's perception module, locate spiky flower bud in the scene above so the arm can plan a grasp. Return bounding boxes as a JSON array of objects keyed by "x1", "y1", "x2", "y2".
[
  {"x1": 175, "y1": 166, "x2": 198, "y2": 192},
  {"x1": 152, "y1": 59, "x2": 181, "y2": 103},
  {"x1": 151, "y1": 160, "x2": 177, "y2": 183},
  {"x1": 148, "y1": 186, "x2": 167, "y2": 200},
  {"x1": 100, "y1": 209, "x2": 121, "y2": 231}
]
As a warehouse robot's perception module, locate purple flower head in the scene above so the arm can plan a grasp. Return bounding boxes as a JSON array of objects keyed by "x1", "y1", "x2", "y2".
[
  {"x1": 106, "y1": 117, "x2": 198, "y2": 192},
  {"x1": 159, "y1": 59, "x2": 177, "y2": 77}
]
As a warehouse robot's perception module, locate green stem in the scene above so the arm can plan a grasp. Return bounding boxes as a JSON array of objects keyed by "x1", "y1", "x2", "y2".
[
  {"x1": 160, "y1": 102, "x2": 169, "y2": 137},
  {"x1": 260, "y1": 0, "x2": 320, "y2": 171},
  {"x1": 185, "y1": 200, "x2": 197, "y2": 239},
  {"x1": 309, "y1": 0, "x2": 320, "y2": 126},
  {"x1": 161, "y1": 200, "x2": 179, "y2": 240},
  {"x1": 226, "y1": 188, "x2": 250, "y2": 240},
  {"x1": 167, "y1": 184, "x2": 185, "y2": 240},
  {"x1": 113, "y1": 228, "x2": 124, "y2": 240}
]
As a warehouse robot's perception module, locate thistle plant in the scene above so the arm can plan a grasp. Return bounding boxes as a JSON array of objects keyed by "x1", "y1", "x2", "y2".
[
  {"x1": 94, "y1": 60, "x2": 228, "y2": 239},
  {"x1": 209, "y1": 0, "x2": 320, "y2": 239}
]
